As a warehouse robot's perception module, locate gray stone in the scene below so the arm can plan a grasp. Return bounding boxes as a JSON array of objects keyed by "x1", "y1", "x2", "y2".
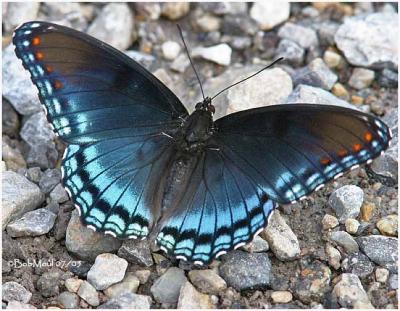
[
  {"x1": 388, "y1": 274, "x2": 398, "y2": 290},
  {"x1": 276, "y1": 39, "x2": 305, "y2": 66},
  {"x1": 77, "y1": 281, "x2": 99, "y2": 307},
  {"x1": 222, "y1": 14, "x2": 259, "y2": 37},
  {"x1": 6, "y1": 301, "x2": 36, "y2": 309},
  {"x1": 378, "y1": 68, "x2": 398, "y2": 88},
  {"x1": 263, "y1": 211, "x2": 300, "y2": 261},
  {"x1": 219, "y1": 250, "x2": 272, "y2": 291},
  {"x1": 125, "y1": 50, "x2": 156, "y2": 71},
  {"x1": 333, "y1": 273, "x2": 373, "y2": 308},
  {"x1": 58, "y1": 291, "x2": 80, "y2": 309},
  {"x1": 325, "y1": 244, "x2": 341, "y2": 270},
  {"x1": 37, "y1": 270, "x2": 62, "y2": 297},
  {"x1": 150, "y1": 267, "x2": 187, "y2": 304},
  {"x1": 348, "y1": 68, "x2": 375, "y2": 90},
  {"x1": 188, "y1": 269, "x2": 227, "y2": 295},
  {"x1": 64, "y1": 278, "x2": 83, "y2": 293},
  {"x1": 103, "y1": 272, "x2": 140, "y2": 298},
  {"x1": 242, "y1": 235, "x2": 269, "y2": 253},
  {"x1": 135, "y1": 270, "x2": 151, "y2": 284},
  {"x1": 2, "y1": 141, "x2": 26, "y2": 172},
  {"x1": 199, "y1": 2, "x2": 247, "y2": 16},
  {"x1": 230, "y1": 36, "x2": 252, "y2": 50},
  {"x1": 26, "y1": 142, "x2": 58, "y2": 169},
  {"x1": 357, "y1": 235, "x2": 398, "y2": 273},
  {"x1": 49, "y1": 184, "x2": 69, "y2": 203},
  {"x1": 334, "y1": 12, "x2": 398, "y2": 69},
  {"x1": 2, "y1": 282, "x2": 32, "y2": 303},
  {"x1": 328, "y1": 185, "x2": 364, "y2": 223},
  {"x1": 65, "y1": 210, "x2": 122, "y2": 261},
  {"x1": 2, "y1": 99, "x2": 20, "y2": 138},
  {"x1": 177, "y1": 281, "x2": 214, "y2": 309},
  {"x1": 87, "y1": 3, "x2": 136, "y2": 50},
  {"x1": 134, "y1": 3, "x2": 161, "y2": 20},
  {"x1": 318, "y1": 21, "x2": 340, "y2": 46},
  {"x1": 250, "y1": 1, "x2": 290, "y2": 30},
  {"x1": 6, "y1": 208, "x2": 57, "y2": 237},
  {"x1": 196, "y1": 14, "x2": 221, "y2": 32},
  {"x1": 117, "y1": 239, "x2": 154, "y2": 267},
  {"x1": 21, "y1": 111, "x2": 55, "y2": 146},
  {"x1": 2, "y1": 171, "x2": 45, "y2": 229},
  {"x1": 25, "y1": 167, "x2": 42, "y2": 184},
  {"x1": 170, "y1": 53, "x2": 190, "y2": 73},
  {"x1": 87, "y1": 253, "x2": 128, "y2": 290},
  {"x1": 2, "y1": 44, "x2": 41, "y2": 115},
  {"x1": 40, "y1": 2, "x2": 87, "y2": 31},
  {"x1": 341, "y1": 252, "x2": 375, "y2": 278},
  {"x1": 3, "y1": 2, "x2": 39, "y2": 32},
  {"x1": 292, "y1": 58, "x2": 338, "y2": 90},
  {"x1": 278, "y1": 22, "x2": 318, "y2": 48},
  {"x1": 160, "y1": 2, "x2": 190, "y2": 20},
  {"x1": 98, "y1": 292, "x2": 151, "y2": 309},
  {"x1": 192, "y1": 43, "x2": 232, "y2": 66},
  {"x1": 329, "y1": 231, "x2": 359, "y2": 253},
  {"x1": 39, "y1": 169, "x2": 61, "y2": 193}
]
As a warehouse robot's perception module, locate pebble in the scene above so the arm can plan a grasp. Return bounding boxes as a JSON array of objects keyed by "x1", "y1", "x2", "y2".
[
  {"x1": 271, "y1": 291, "x2": 293, "y2": 304},
  {"x1": 87, "y1": 253, "x2": 128, "y2": 290},
  {"x1": 351, "y1": 95, "x2": 364, "y2": 105},
  {"x1": 318, "y1": 21, "x2": 340, "y2": 46},
  {"x1": 188, "y1": 269, "x2": 227, "y2": 295},
  {"x1": 376, "y1": 215, "x2": 398, "y2": 236},
  {"x1": 134, "y1": 3, "x2": 161, "y2": 20},
  {"x1": 345, "y1": 219, "x2": 360, "y2": 235},
  {"x1": 20, "y1": 111, "x2": 55, "y2": 147},
  {"x1": 150, "y1": 267, "x2": 187, "y2": 304},
  {"x1": 200, "y1": 2, "x2": 247, "y2": 16},
  {"x1": 329, "y1": 231, "x2": 359, "y2": 253},
  {"x1": 293, "y1": 58, "x2": 338, "y2": 90},
  {"x1": 360, "y1": 202, "x2": 376, "y2": 222},
  {"x1": 375, "y1": 267, "x2": 389, "y2": 283},
  {"x1": 230, "y1": 36, "x2": 252, "y2": 50},
  {"x1": 104, "y1": 272, "x2": 140, "y2": 298},
  {"x1": 49, "y1": 184, "x2": 69, "y2": 204},
  {"x1": 77, "y1": 281, "x2": 99, "y2": 307},
  {"x1": 170, "y1": 53, "x2": 190, "y2": 73},
  {"x1": 242, "y1": 235, "x2": 269, "y2": 253},
  {"x1": 328, "y1": 185, "x2": 364, "y2": 223},
  {"x1": 2, "y1": 141, "x2": 26, "y2": 171},
  {"x1": 219, "y1": 250, "x2": 273, "y2": 291},
  {"x1": 331, "y1": 83, "x2": 350, "y2": 101},
  {"x1": 125, "y1": 50, "x2": 156, "y2": 70},
  {"x1": 37, "y1": 270, "x2": 62, "y2": 297},
  {"x1": 323, "y1": 50, "x2": 342, "y2": 68},
  {"x1": 278, "y1": 22, "x2": 318, "y2": 48},
  {"x1": 276, "y1": 39, "x2": 305, "y2": 66},
  {"x1": 6, "y1": 301, "x2": 36, "y2": 309},
  {"x1": 40, "y1": 2, "x2": 87, "y2": 31},
  {"x1": 2, "y1": 282, "x2": 32, "y2": 303},
  {"x1": 135, "y1": 270, "x2": 151, "y2": 284},
  {"x1": 25, "y1": 167, "x2": 42, "y2": 184},
  {"x1": 57, "y1": 291, "x2": 80, "y2": 309},
  {"x1": 87, "y1": 3, "x2": 135, "y2": 50},
  {"x1": 65, "y1": 210, "x2": 122, "y2": 261},
  {"x1": 196, "y1": 14, "x2": 221, "y2": 32},
  {"x1": 357, "y1": 235, "x2": 398, "y2": 273},
  {"x1": 3, "y1": 2, "x2": 39, "y2": 32},
  {"x1": 6, "y1": 208, "x2": 57, "y2": 237},
  {"x1": 160, "y1": 2, "x2": 190, "y2": 20},
  {"x1": 68, "y1": 261, "x2": 92, "y2": 279},
  {"x1": 333, "y1": 273, "x2": 374, "y2": 308},
  {"x1": 335, "y1": 12, "x2": 398, "y2": 69},
  {"x1": 2, "y1": 171, "x2": 45, "y2": 229},
  {"x1": 322, "y1": 214, "x2": 339, "y2": 230},
  {"x1": 117, "y1": 239, "x2": 154, "y2": 267},
  {"x1": 250, "y1": 1, "x2": 290, "y2": 30},
  {"x1": 177, "y1": 281, "x2": 214, "y2": 309},
  {"x1": 98, "y1": 292, "x2": 152, "y2": 309},
  {"x1": 192, "y1": 43, "x2": 232, "y2": 66},
  {"x1": 325, "y1": 244, "x2": 341, "y2": 270},
  {"x1": 65, "y1": 278, "x2": 83, "y2": 293},
  {"x1": 348, "y1": 68, "x2": 375, "y2": 90},
  {"x1": 378, "y1": 68, "x2": 398, "y2": 88},
  {"x1": 2, "y1": 100, "x2": 20, "y2": 138},
  {"x1": 341, "y1": 252, "x2": 375, "y2": 278},
  {"x1": 388, "y1": 274, "x2": 398, "y2": 290},
  {"x1": 38, "y1": 169, "x2": 62, "y2": 194},
  {"x1": 161, "y1": 41, "x2": 181, "y2": 61},
  {"x1": 222, "y1": 14, "x2": 258, "y2": 36},
  {"x1": 262, "y1": 211, "x2": 300, "y2": 261},
  {"x1": 2, "y1": 44, "x2": 42, "y2": 115}
]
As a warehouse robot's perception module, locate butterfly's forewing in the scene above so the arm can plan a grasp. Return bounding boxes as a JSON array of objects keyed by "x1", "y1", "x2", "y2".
[{"x1": 213, "y1": 104, "x2": 392, "y2": 204}]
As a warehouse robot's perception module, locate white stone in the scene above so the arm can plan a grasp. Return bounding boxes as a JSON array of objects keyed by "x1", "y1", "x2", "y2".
[
  {"x1": 271, "y1": 291, "x2": 293, "y2": 304},
  {"x1": 333, "y1": 273, "x2": 374, "y2": 308},
  {"x1": 250, "y1": 2, "x2": 290, "y2": 30},
  {"x1": 3, "y1": 3, "x2": 39, "y2": 32},
  {"x1": 161, "y1": 41, "x2": 181, "y2": 61},
  {"x1": 192, "y1": 44, "x2": 232, "y2": 66}
]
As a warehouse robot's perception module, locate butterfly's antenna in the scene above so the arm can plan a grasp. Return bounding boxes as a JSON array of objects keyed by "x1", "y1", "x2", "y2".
[
  {"x1": 177, "y1": 24, "x2": 205, "y2": 101},
  {"x1": 211, "y1": 57, "x2": 284, "y2": 100}
]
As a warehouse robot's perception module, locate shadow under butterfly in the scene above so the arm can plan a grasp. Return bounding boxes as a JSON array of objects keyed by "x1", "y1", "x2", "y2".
[{"x1": 13, "y1": 21, "x2": 392, "y2": 265}]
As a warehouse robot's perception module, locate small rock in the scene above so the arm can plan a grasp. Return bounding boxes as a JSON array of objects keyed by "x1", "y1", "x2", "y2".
[
  {"x1": 196, "y1": 14, "x2": 221, "y2": 32},
  {"x1": 278, "y1": 22, "x2": 318, "y2": 48},
  {"x1": 263, "y1": 211, "x2": 300, "y2": 261},
  {"x1": 388, "y1": 274, "x2": 398, "y2": 290},
  {"x1": 20, "y1": 111, "x2": 55, "y2": 147},
  {"x1": 98, "y1": 292, "x2": 152, "y2": 309},
  {"x1": 376, "y1": 215, "x2": 398, "y2": 236},
  {"x1": 117, "y1": 239, "x2": 153, "y2": 267},
  {"x1": 375, "y1": 267, "x2": 389, "y2": 283},
  {"x1": 329, "y1": 231, "x2": 359, "y2": 253},
  {"x1": 39, "y1": 169, "x2": 61, "y2": 194},
  {"x1": 188, "y1": 269, "x2": 227, "y2": 295},
  {"x1": 177, "y1": 281, "x2": 214, "y2": 309},
  {"x1": 222, "y1": 14, "x2": 258, "y2": 36},
  {"x1": 150, "y1": 267, "x2": 187, "y2": 304},
  {"x1": 2, "y1": 99, "x2": 20, "y2": 138},
  {"x1": 58, "y1": 291, "x2": 80, "y2": 309},
  {"x1": 200, "y1": 2, "x2": 246, "y2": 15},
  {"x1": 2, "y1": 141, "x2": 26, "y2": 171},
  {"x1": 192, "y1": 43, "x2": 232, "y2": 66},
  {"x1": 325, "y1": 244, "x2": 341, "y2": 270},
  {"x1": 134, "y1": 3, "x2": 161, "y2": 20},
  {"x1": 6, "y1": 301, "x2": 36, "y2": 309},
  {"x1": 104, "y1": 272, "x2": 140, "y2": 298},
  {"x1": 68, "y1": 261, "x2": 92, "y2": 279},
  {"x1": 40, "y1": 2, "x2": 87, "y2": 31},
  {"x1": 242, "y1": 235, "x2": 269, "y2": 253},
  {"x1": 65, "y1": 210, "x2": 122, "y2": 261},
  {"x1": 7, "y1": 208, "x2": 57, "y2": 237},
  {"x1": 318, "y1": 21, "x2": 340, "y2": 46},
  {"x1": 276, "y1": 39, "x2": 304, "y2": 66},
  {"x1": 160, "y1": 2, "x2": 190, "y2": 20},
  {"x1": 2, "y1": 282, "x2": 32, "y2": 303},
  {"x1": 345, "y1": 219, "x2": 360, "y2": 235},
  {"x1": 323, "y1": 50, "x2": 342, "y2": 68},
  {"x1": 125, "y1": 50, "x2": 156, "y2": 70},
  {"x1": 2, "y1": 171, "x2": 45, "y2": 229},
  {"x1": 37, "y1": 270, "x2": 62, "y2": 297},
  {"x1": 271, "y1": 291, "x2": 293, "y2": 304},
  {"x1": 342, "y1": 252, "x2": 375, "y2": 278},
  {"x1": 333, "y1": 273, "x2": 374, "y2": 308},
  {"x1": 65, "y1": 278, "x2": 83, "y2": 293},
  {"x1": 322, "y1": 214, "x2": 339, "y2": 230},
  {"x1": 292, "y1": 58, "x2": 338, "y2": 90},
  {"x1": 348, "y1": 68, "x2": 375, "y2": 90},
  {"x1": 378, "y1": 68, "x2": 398, "y2": 88},
  {"x1": 77, "y1": 281, "x2": 99, "y2": 307},
  {"x1": 331, "y1": 83, "x2": 350, "y2": 101},
  {"x1": 219, "y1": 250, "x2": 272, "y2": 291},
  {"x1": 170, "y1": 53, "x2": 190, "y2": 73},
  {"x1": 328, "y1": 185, "x2": 364, "y2": 223},
  {"x1": 25, "y1": 142, "x2": 58, "y2": 169},
  {"x1": 230, "y1": 36, "x2": 252, "y2": 50},
  {"x1": 250, "y1": 1, "x2": 290, "y2": 30},
  {"x1": 49, "y1": 184, "x2": 69, "y2": 203},
  {"x1": 161, "y1": 41, "x2": 181, "y2": 61},
  {"x1": 87, "y1": 3, "x2": 135, "y2": 50},
  {"x1": 334, "y1": 12, "x2": 397, "y2": 69},
  {"x1": 135, "y1": 270, "x2": 151, "y2": 284},
  {"x1": 360, "y1": 202, "x2": 376, "y2": 221},
  {"x1": 53, "y1": 203, "x2": 71, "y2": 240},
  {"x1": 357, "y1": 235, "x2": 398, "y2": 272},
  {"x1": 3, "y1": 2, "x2": 39, "y2": 32},
  {"x1": 25, "y1": 167, "x2": 42, "y2": 184},
  {"x1": 87, "y1": 253, "x2": 128, "y2": 290}
]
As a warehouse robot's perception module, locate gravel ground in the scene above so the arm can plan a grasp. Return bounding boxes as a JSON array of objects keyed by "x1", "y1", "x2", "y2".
[{"x1": 2, "y1": 2, "x2": 398, "y2": 309}]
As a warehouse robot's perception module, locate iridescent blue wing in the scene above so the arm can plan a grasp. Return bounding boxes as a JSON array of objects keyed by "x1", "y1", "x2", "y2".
[
  {"x1": 156, "y1": 149, "x2": 277, "y2": 265},
  {"x1": 213, "y1": 104, "x2": 392, "y2": 205},
  {"x1": 13, "y1": 21, "x2": 188, "y2": 144}
]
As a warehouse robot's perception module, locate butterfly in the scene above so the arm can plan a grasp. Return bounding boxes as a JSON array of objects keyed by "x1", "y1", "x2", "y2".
[{"x1": 13, "y1": 21, "x2": 392, "y2": 265}]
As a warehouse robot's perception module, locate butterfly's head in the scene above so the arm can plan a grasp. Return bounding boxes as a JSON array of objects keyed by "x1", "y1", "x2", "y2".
[{"x1": 195, "y1": 97, "x2": 215, "y2": 115}]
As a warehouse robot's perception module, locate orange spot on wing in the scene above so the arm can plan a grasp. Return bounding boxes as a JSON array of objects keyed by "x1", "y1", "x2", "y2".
[
  {"x1": 320, "y1": 157, "x2": 331, "y2": 165},
  {"x1": 45, "y1": 65, "x2": 53, "y2": 73},
  {"x1": 54, "y1": 80, "x2": 63, "y2": 89},
  {"x1": 364, "y1": 132, "x2": 373, "y2": 142},
  {"x1": 337, "y1": 149, "x2": 348, "y2": 157},
  {"x1": 35, "y1": 51, "x2": 44, "y2": 60},
  {"x1": 353, "y1": 143, "x2": 362, "y2": 152},
  {"x1": 32, "y1": 37, "x2": 41, "y2": 46}
]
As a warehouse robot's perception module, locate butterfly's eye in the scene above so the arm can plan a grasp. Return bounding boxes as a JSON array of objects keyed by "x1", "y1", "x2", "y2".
[{"x1": 208, "y1": 105, "x2": 215, "y2": 114}]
